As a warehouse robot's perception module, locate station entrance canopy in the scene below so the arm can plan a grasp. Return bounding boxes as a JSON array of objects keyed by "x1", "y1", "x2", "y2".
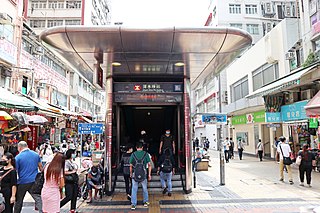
[{"x1": 39, "y1": 26, "x2": 252, "y2": 87}]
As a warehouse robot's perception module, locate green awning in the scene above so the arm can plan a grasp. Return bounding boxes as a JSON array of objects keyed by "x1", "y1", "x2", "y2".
[{"x1": 0, "y1": 88, "x2": 38, "y2": 111}]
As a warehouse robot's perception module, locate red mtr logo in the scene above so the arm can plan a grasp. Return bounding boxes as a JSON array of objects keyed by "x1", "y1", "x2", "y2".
[{"x1": 134, "y1": 85, "x2": 141, "y2": 91}]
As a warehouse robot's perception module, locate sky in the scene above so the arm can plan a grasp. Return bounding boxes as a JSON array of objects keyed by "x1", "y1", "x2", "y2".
[{"x1": 111, "y1": 0, "x2": 211, "y2": 27}]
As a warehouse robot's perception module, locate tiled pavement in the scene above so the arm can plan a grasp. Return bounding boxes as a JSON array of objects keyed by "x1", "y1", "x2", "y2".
[{"x1": 22, "y1": 151, "x2": 320, "y2": 212}]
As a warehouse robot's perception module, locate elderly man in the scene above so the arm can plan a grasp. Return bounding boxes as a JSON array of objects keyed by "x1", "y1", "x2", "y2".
[{"x1": 14, "y1": 141, "x2": 43, "y2": 213}]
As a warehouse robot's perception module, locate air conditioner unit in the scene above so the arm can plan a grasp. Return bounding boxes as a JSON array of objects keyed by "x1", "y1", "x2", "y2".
[
  {"x1": 32, "y1": 46, "x2": 44, "y2": 55},
  {"x1": 75, "y1": 106, "x2": 80, "y2": 113},
  {"x1": 301, "y1": 89, "x2": 315, "y2": 100},
  {"x1": 266, "y1": 23, "x2": 272, "y2": 32},
  {"x1": 222, "y1": 91, "x2": 228, "y2": 103},
  {"x1": 285, "y1": 92, "x2": 299, "y2": 103},
  {"x1": 285, "y1": 52, "x2": 295, "y2": 60},
  {"x1": 263, "y1": 2, "x2": 274, "y2": 15},
  {"x1": 285, "y1": 4, "x2": 292, "y2": 17},
  {"x1": 0, "y1": 13, "x2": 8, "y2": 21}
]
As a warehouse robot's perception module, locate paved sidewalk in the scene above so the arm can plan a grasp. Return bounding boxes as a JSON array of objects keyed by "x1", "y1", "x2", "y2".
[{"x1": 22, "y1": 151, "x2": 320, "y2": 212}]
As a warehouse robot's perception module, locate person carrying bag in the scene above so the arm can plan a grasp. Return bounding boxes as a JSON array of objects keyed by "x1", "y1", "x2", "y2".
[{"x1": 277, "y1": 136, "x2": 294, "y2": 185}]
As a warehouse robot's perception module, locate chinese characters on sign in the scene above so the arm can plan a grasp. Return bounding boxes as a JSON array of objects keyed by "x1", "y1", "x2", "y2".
[
  {"x1": 281, "y1": 100, "x2": 308, "y2": 122},
  {"x1": 266, "y1": 112, "x2": 282, "y2": 123}
]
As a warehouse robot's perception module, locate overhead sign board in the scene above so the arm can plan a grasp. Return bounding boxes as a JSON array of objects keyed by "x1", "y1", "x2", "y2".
[
  {"x1": 78, "y1": 123, "x2": 103, "y2": 134},
  {"x1": 201, "y1": 114, "x2": 227, "y2": 124},
  {"x1": 114, "y1": 82, "x2": 183, "y2": 93},
  {"x1": 114, "y1": 93, "x2": 182, "y2": 103}
]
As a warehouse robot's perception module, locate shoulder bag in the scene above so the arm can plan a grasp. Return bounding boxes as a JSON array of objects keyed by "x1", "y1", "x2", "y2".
[
  {"x1": 31, "y1": 163, "x2": 49, "y2": 195},
  {"x1": 279, "y1": 144, "x2": 292, "y2": 165},
  {"x1": 65, "y1": 160, "x2": 79, "y2": 184}
]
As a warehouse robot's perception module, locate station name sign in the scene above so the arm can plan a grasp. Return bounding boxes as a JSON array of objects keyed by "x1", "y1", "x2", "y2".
[{"x1": 114, "y1": 82, "x2": 183, "y2": 93}]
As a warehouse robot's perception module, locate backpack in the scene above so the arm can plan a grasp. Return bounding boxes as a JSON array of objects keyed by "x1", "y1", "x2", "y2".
[
  {"x1": 161, "y1": 156, "x2": 172, "y2": 173},
  {"x1": 132, "y1": 152, "x2": 147, "y2": 182},
  {"x1": 122, "y1": 154, "x2": 131, "y2": 176}
]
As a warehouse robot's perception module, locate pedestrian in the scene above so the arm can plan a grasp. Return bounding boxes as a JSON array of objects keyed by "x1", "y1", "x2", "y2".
[
  {"x1": 60, "y1": 149, "x2": 79, "y2": 213},
  {"x1": 40, "y1": 142, "x2": 53, "y2": 167},
  {"x1": 41, "y1": 153, "x2": 65, "y2": 213},
  {"x1": 256, "y1": 139, "x2": 264, "y2": 161},
  {"x1": 237, "y1": 139, "x2": 244, "y2": 160},
  {"x1": 229, "y1": 138, "x2": 234, "y2": 159},
  {"x1": 192, "y1": 147, "x2": 202, "y2": 171},
  {"x1": 274, "y1": 137, "x2": 280, "y2": 162},
  {"x1": 223, "y1": 137, "x2": 230, "y2": 163},
  {"x1": 120, "y1": 143, "x2": 133, "y2": 200},
  {"x1": 14, "y1": 141, "x2": 43, "y2": 213},
  {"x1": 157, "y1": 149, "x2": 175, "y2": 197},
  {"x1": 0, "y1": 152, "x2": 17, "y2": 213},
  {"x1": 130, "y1": 142, "x2": 151, "y2": 210},
  {"x1": 277, "y1": 136, "x2": 293, "y2": 185},
  {"x1": 159, "y1": 129, "x2": 175, "y2": 155},
  {"x1": 86, "y1": 165, "x2": 102, "y2": 203},
  {"x1": 195, "y1": 137, "x2": 199, "y2": 148},
  {"x1": 298, "y1": 144, "x2": 315, "y2": 187}
]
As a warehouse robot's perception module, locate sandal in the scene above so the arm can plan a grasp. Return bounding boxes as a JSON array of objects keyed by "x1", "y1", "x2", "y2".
[{"x1": 86, "y1": 199, "x2": 92, "y2": 203}]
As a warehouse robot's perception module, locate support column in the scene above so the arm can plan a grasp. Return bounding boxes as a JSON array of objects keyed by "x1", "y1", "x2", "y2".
[{"x1": 184, "y1": 77, "x2": 192, "y2": 193}]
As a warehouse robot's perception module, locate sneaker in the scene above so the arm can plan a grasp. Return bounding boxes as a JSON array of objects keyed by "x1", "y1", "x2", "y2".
[
  {"x1": 143, "y1": 202, "x2": 150, "y2": 207},
  {"x1": 162, "y1": 187, "x2": 168, "y2": 195},
  {"x1": 289, "y1": 180, "x2": 294, "y2": 185},
  {"x1": 131, "y1": 205, "x2": 136, "y2": 210},
  {"x1": 299, "y1": 183, "x2": 304, "y2": 186},
  {"x1": 308, "y1": 184, "x2": 312, "y2": 188},
  {"x1": 168, "y1": 192, "x2": 172, "y2": 197},
  {"x1": 279, "y1": 178, "x2": 284, "y2": 182},
  {"x1": 127, "y1": 194, "x2": 131, "y2": 200}
]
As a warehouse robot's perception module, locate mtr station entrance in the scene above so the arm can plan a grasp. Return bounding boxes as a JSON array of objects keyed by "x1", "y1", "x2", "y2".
[{"x1": 40, "y1": 26, "x2": 252, "y2": 194}]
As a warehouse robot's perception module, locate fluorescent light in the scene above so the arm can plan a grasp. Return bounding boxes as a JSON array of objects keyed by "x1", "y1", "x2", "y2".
[
  {"x1": 175, "y1": 62, "x2": 185, "y2": 67},
  {"x1": 112, "y1": 62, "x2": 121, "y2": 66}
]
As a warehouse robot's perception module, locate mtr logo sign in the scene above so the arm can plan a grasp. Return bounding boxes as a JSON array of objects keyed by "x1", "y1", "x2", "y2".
[{"x1": 134, "y1": 85, "x2": 142, "y2": 91}]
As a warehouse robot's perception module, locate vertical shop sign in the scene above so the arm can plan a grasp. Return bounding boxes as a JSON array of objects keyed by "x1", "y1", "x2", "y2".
[
  {"x1": 27, "y1": 126, "x2": 38, "y2": 151},
  {"x1": 309, "y1": 118, "x2": 319, "y2": 128}
]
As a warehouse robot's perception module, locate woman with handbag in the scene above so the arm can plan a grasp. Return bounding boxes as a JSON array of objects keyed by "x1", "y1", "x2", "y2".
[
  {"x1": 0, "y1": 152, "x2": 17, "y2": 213},
  {"x1": 41, "y1": 153, "x2": 65, "y2": 213},
  {"x1": 298, "y1": 144, "x2": 315, "y2": 187},
  {"x1": 60, "y1": 149, "x2": 79, "y2": 213}
]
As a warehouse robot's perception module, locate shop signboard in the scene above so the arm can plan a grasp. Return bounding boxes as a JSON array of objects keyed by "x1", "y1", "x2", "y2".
[
  {"x1": 0, "y1": 38, "x2": 17, "y2": 65},
  {"x1": 266, "y1": 112, "x2": 282, "y2": 123},
  {"x1": 309, "y1": 118, "x2": 319, "y2": 128},
  {"x1": 232, "y1": 115, "x2": 246, "y2": 125},
  {"x1": 201, "y1": 113, "x2": 227, "y2": 124},
  {"x1": 232, "y1": 110, "x2": 265, "y2": 125},
  {"x1": 281, "y1": 100, "x2": 308, "y2": 122}
]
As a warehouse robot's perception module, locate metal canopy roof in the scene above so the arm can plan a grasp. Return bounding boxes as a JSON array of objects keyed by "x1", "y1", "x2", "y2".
[{"x1": 39, "y1": 26, "x2": 252, "y2": 88}]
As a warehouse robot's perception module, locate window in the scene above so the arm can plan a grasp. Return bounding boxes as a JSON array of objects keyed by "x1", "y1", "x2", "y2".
[
  {"x1": 230, "y1": 23, "x2": 243, "y2": 29},
  {"x1": 47, "y1": 20, "x2": 63, "y2": 27},
  {"x1": 29, "y1": 20, "x2": 46, "y2": 28},
  {"x1": 48, "y1": 1, "x2": 64, "y2": 9},
  {"x1": 66, "y1": 1, "x2": 81, "y2": 9},
  {"x1": 0, "y1": 15, "x2": 14, "y2": 42},
  {"x1": 229, "y1": 4, "x2": 241, "y2": 14},
  {"x1": 207, "y1": 98, "x2": 216, "y2": 112},
  {"x1": 31, "y1": 1, "x2": 46, "y2": 9},
  {"x1": 65, "y1": 19, "x2": 81, "y2": 25},
  {"x1": 245, "y1": 4, "x2": 258, "y2": 14},
  {"x1": 246, "y1": 24, "x2": 259, "y2": 35},
  {"x1": 231, "y1": 77, "x2": 249, "y2": 102},
  {"x1": 252, "y1": 63, "x2": 279, "y2": 91}
]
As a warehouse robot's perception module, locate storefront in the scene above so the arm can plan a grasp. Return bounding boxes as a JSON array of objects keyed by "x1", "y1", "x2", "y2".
[
  {"x1": 281, "y1": 100, "x2": 312, "y2": 157},
  {"x1": 231, "y1": 110, "x2": 269, "y2": 155}
]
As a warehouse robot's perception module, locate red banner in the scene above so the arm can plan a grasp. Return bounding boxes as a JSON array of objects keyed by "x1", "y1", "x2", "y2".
[{"x1": 27, "y1": 126, "x2": 38, "y2": 150}]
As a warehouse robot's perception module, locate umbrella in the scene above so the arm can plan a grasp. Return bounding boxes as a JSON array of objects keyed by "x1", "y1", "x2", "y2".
[
  {"x1": 28, "y1": 115, "x2": 48, "y2": 124},
  {"x1": 11, "y1": 112, "x2": 29, "y2": 125},
  {"x1": 0, "y1": 111, "x2": 13, "y2": 121}
]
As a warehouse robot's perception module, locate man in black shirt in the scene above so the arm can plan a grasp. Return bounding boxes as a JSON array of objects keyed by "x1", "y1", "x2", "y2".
[{"x1": 159, "y1": 129, "x2": 175, "y2": 155}]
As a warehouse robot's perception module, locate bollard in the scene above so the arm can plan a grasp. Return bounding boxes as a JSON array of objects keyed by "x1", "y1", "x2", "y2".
[{"x1": 220, "y1": 148, "x2": 225, "y2": 185}]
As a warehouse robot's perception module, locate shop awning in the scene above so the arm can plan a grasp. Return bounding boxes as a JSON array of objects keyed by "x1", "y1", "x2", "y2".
[
  {"x1": 0, "y1": 88, "x2": 38, "y2": 111},
  {"x1": 80, "y1": 116, "x2": 93, "y2": 123},
  {"x1": 246, "y1": 64, "x2": 319, "y2": 99},
  {"x1": 305, "y1": 90, "x2": 320, "y2": 116},
  {"x1": 26, "y1": 97, "x2": 62, "y2": 116}
]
